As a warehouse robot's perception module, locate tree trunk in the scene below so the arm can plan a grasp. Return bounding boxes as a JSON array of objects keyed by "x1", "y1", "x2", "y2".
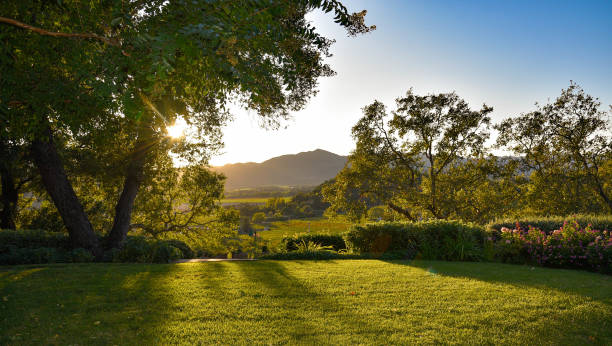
[
  {"x1": 106, "y1": 136, "x2": 151, "y2": 249},
  {"x1": 30, "y1": 128, "x2": 102, "y2": 257},
  {"x1": 0, "y1": 165, "x2": 18, "y2": 230},
  {"x1": 387, "y1": 202, "x2": 416, "y2": 221},
  {"x1": 428, "y1": 157, "x2": 439, "y2": 218},
  {"x1": 593, "y1": 178, "x2": 612, "y2": 213},
  {"x1": 579, "y1": 158, "x2": 612, "y2": 213}
]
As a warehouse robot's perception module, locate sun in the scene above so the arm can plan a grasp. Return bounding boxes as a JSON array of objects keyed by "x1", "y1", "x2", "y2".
[{"x1": 167, "y1": 118, "x2": 187, "y2": 138}]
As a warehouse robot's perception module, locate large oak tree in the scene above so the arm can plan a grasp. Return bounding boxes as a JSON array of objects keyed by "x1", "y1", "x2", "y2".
[
  {"x1": 324, "y1": 90, "x2": 495, "y2": 222},
  {"x1": 1, "y1": 0, "x2": 373, "y2": 256}
]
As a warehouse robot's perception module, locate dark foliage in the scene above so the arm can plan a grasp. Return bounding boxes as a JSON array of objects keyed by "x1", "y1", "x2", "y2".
[
  {"x1": 0, "y1": 230, "x2": 193, "y2": 264},
  {"x1": 282, "y1": 234, "x2": 346, "y2": 251}
]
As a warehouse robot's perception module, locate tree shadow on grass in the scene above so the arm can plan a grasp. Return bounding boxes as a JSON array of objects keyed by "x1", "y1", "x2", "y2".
[
  {"x1": 206, "y1": 260, "x2": 375, "y2": 344},
  {"x1": 385, "y1": 260, "x2": 612, "y2": 303},
  {"x1": 0, "y1": 263, "x2": 180, "y2": 345},
  {"x1": 383, "y1": 259, "x2": 612, "y2": 344}
]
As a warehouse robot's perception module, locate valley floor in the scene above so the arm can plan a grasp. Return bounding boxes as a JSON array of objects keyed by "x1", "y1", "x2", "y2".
[{"x1": 1, "y1": 260, "x2": 610, "y2": 345}]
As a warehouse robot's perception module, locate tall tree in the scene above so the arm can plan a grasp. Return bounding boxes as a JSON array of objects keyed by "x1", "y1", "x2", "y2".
[
  {"x1": 324, "y1": 90, "x2": 492, "y2": 221},
  {"x1": 496, "y1": 83, "x2": 612, "y2": 214},
  {"x1": 1, "y1": 0, "x2": 373, "y2": 254}
]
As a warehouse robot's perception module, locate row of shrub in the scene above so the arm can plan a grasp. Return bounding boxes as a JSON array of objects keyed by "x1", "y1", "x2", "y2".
[
  {"x1": 345, "y1": 220, "x2": 487, "y2": 261},
  {"x1": 109, "y1": 237, "x2": 193, "y2": 263},
  {"x1": 487, "y1": 214, "x2": 612, "y2": 234},
  {"x1": 0, "y1": 230, "x2": 194, "y2": 265},
  {"x1": 0, "y1": 246, "x2": 96, "y2": 265},
  {"x1": 339, "y1": 219, "x2": 610, "y2": 274},
  {"x1": 0, "y1": 229, "x2": 72, "y2": 251}
]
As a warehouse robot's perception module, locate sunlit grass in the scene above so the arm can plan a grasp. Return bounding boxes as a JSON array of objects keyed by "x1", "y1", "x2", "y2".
[{"x1": 1, "y1": 261, "x2": 610, "y2": 344}]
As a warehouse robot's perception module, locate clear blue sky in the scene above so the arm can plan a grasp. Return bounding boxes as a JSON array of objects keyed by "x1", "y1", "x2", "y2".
[{"x1": 210, "y1": 0, "x2": 612, "y2": 166}]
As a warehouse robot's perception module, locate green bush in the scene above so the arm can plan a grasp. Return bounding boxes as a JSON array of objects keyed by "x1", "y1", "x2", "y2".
[
  {"x1": 162, "y1": 239, "x2": 195, "y2": 259},
  {"x1": 0, "y1": 230, "x2": 193, "y2": 265},
  {"x1": 113, "y1": 236, "x2": 153, "y2": 263},
  {"x1": 344, "y1": 220, "x2": 487, "y2": 261},
  {"x1": 0, "y1": 229, "x2": 71, "y2": 252},
  {"x1": 68, "y1": 248, "x2": 95, "y2": 263},
  {"x1": 487, "y1": 214, "x2": 612, "y2": 233},
  {"x1": 151, "y1": 242, "x2": 184, "y2": 263},
  {"x1": 0, "y1": 230, "x2": 72, "y2": 265},
  {"x1": 0, "y1": 246, "x2": 63, "y2": 265},
  {"x1": 113, "y1": 237, "x2": 191, "y2": 263},
  {"x1": 282, "y1": 234, "x2": 346, "y2": 251}
]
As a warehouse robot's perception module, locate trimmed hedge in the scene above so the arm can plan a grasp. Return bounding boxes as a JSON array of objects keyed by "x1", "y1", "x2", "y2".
[
  {"x1": 0, "y1": 246, "x2": 95, "y2": 265},
  {"x1": 0, "y1": 230, "x2": 194, "y2": 265},
  {"x1": 344, "y1": 220, "x2": 487, "y2": 261},
  {"x1": 487, "y1": 215, "x2": 612, "y2": 234},
  {"x1": 0, "y1": 229, "x2": 72, "y2": 252},
  {"x1": 108, "y1": 237, "x2": 190, "y2": 263},
  {"x1": 282, "y1": 234, "x2": 346, "y2": 251}
]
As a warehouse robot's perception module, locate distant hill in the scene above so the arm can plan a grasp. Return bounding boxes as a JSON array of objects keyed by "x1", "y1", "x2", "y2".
[{"x1": 213, "y1": 149, "x2": 348, "y2": 190}]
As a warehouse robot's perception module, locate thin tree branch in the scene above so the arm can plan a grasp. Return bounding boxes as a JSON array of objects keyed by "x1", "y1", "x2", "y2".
[{"x1": 0, "y1": 16, "x2": 120, "y2": 47}]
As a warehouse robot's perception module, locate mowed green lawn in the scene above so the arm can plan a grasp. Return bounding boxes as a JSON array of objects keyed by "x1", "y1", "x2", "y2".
[
  {"x1": 257, "y1": 217, "x2": 353, "y2": 245},
  {"x1": 1, "y1": 261, "x2": 611, "y2": 345}
]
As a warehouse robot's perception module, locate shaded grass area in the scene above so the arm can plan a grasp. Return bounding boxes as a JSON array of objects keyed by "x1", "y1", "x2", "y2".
[
  {"x1": 257, "y1": 217, "x2": 353, "y2": 246},
  {"x1": 1, "y1": 261, "x2": 611, "y2": 344}
]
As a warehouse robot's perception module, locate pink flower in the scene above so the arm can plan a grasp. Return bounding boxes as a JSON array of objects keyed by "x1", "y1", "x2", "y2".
[{"x1": 506, "y1": 240, "x2": 511, "y2": 244}]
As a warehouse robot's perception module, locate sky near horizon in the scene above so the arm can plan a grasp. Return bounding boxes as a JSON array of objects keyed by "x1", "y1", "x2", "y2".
[{"x1": 209, "y1": 0, "x2": 612, "y2": 166}]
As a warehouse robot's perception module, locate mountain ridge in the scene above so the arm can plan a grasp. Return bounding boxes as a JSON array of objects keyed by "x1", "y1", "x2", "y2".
[{"x1": 212, "y1": 149, "x2": 348, "y2": 190}]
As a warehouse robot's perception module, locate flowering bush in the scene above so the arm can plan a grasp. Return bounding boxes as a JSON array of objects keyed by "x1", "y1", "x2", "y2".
[{"x1": 491, "y1": 221, "x2": 611, "y2": 274}]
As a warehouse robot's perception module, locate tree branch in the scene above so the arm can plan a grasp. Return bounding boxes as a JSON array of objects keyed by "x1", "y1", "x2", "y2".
[{"x1": 0, "y1": 16, "x2": 120, "y2": 47}]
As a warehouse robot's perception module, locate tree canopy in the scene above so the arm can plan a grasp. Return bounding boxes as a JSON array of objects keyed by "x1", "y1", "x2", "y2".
[{"x1": 324, "y1": 90, "x2": 494, "y2": 222}]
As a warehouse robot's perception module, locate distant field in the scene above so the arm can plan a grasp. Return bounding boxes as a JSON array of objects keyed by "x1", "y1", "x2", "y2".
[
  {"x1": 220, "y1": 197, "x2": 290, "y2": 205},
  {"x1": 256, "y1": 217, "x2": 354, "y2": 246},
  {"x1": 1, "y1": 261, "x2": 610, "y2": 344},
  {"x1": 221, "y1": 197, "x2": 268, "y2": 205}
]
